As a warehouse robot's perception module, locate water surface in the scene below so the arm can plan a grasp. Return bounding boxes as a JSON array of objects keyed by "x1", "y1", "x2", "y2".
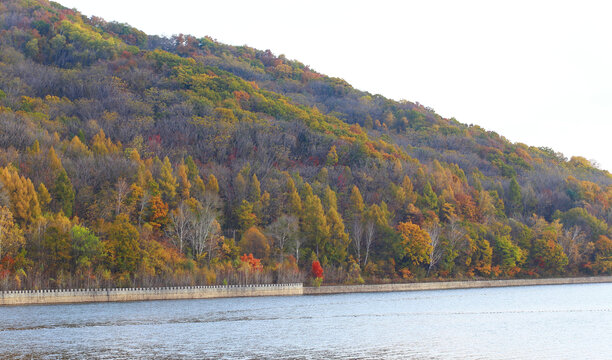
[{"x1": 1, "y1": 283, "x2": 610, "y2": 359}]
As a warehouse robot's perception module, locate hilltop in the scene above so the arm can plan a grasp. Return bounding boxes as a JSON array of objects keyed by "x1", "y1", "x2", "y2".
[{"x1": 0, "y1": 0, "x2": 610, "y2": 289}]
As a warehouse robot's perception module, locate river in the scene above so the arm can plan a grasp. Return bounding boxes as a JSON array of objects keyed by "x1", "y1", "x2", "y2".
[{"x1": 1, "y1": 283, "x2": 610, "y2": 359}]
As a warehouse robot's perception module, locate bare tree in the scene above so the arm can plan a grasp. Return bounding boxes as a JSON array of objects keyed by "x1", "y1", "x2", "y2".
[
  {"x1": 167, "y1": 201, "x2": 190, "y2": 253},
  {"x1": 114, "y1": 178, "x2": 130, "y2": 215},
  {"x1": 351, "y1": 218, "x2": 364, "y2": 265},
  {"x1": 292, "y1": 235, "x2": 303, "y2": 261},
  {"x1": 447, "y1": 216, "x2": 467, "y2": 253},
  {"x1": 426, "y1": 221, "x2": 443, "y2": 276},
  {"x1": 267, "y1": 214, "x2": 298, "y2": 262},
  {"x1": 188, "y1": 193, "x2": 221, "y2": 261},
  {"x1": 559, "y1": 226, "x2": 587, "y2": 266},
  {"x1": 364, "y1": 220, "x2": 375, "y2": 266},
  {"x1": 137, "y1": 190, "x2": 150, "y2": 227}
]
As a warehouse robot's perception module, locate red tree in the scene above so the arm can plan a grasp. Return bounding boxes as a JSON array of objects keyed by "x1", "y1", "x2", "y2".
[{"x1": 311, "y1": 260, "x2": 324, "y2": 279}]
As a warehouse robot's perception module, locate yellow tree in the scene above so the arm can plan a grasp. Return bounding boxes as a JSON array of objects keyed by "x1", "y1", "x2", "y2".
[
  {"x1": 301, "y1": 184, "x2": 328, "y2": 257},
  {"x1": 206, "y1": 174, "x2": 220, "y2": 194},
  {"x1": 326, "y1": 145, "x2": 339, "y2": 166},
  {"x1": 176, "y1": 161, "x2": 191, "y2": 200},
  {"x1": 239, "y1": 226, "x2": 270, "y2": 259},
  {"x1": 397, "y1": 222, "x2": 432, "y2": 268},
  {"x1": 0, "y1": 166, "x2": 41, "y2": 224},
  {"x1": 286, "y1": 175, "x2": 302, "y2": 215},
  {"x1": 0, "y1": 206, "x2": 25, "y2": 260},
  {"x1": 158, "y1": 156, "x2": 178, "y2": 204}
]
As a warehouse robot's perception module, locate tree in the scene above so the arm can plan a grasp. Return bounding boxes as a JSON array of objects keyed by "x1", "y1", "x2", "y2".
[
  {"x1": 397, "y1": 222, "x2": 432, "y2": 268},
  {"x1": 558, "y1": 226, "x2": 587, "y2": 267},
  {"x1": 326, "y1": 207, "x2": 350, "y2": 264},
  {"x1": 494, "y1": 235, "x2": 523, "y2": 270},
  {"x1": 248, "y1": 174, "x2": 261, "y2": 202},
  {"x1": 37, "y1": 183, "x2": 51, "y2": 212},
  {"x1": 326, "y1": 145, "x2": 338, "y2": 166},
  {"x1": 322, "y1": 186, "x2": 337, "y2": 211},
  {"x1": 267, "y1": 215, "x2": 298, "y2": 262},
  {"x1": 42, "y1": 212, "x2": 72, "y2": 276},
  {"x1": 351, "y1": 218, "x2": 364, "y2": 265},
  {"x1": 187, "y1": 196, "x2": 220, "y2": 261},
  {"x1": 311, "y1": 260, "x2": 324, "y2": 286},
  {"x1": 108, "y1": 214, "x2": 141, "y2": 274},
  {"x1": 159, "y1": 156, "x2": 178, "y2": 204},
  {"x1": 348, "y1": 185, "x2": 365, "y2": 219},
  {"x1": 206, "y1": 174, "x2": 220, "y2": 194},
  {"x1": 286, "y1": 176, "x2": 302, "y2": 215},
  {"x1": 236, "y1": 200, "x2": 257, "y2": 232},
  {"x1": 507, "y1": 177, "x2": 522, "y2": 216},
  {"x1": 426, "y1": 221, "x2": 442, "y2": 275},
  {"x1": 167, "y1": 201, "x2": 190, "y2": 253},
  {"x1": 145, "y1": 195, "x2": 168, "y2": 229},
  {"x1": 0, "y1": 206, "x2": 24, "y2": 261},
  {"x1": 113, "y1": 178, "x2": 130, "y2": 216},
  {"x1": 70, "y1": 224, "x2": 102, "y2": 272},
  {"x1": 239, "y1": 226, "x2": 270, "y2": 259},
  {"x1": 301, "y1": 185, "x2": 328, "y2": 257},
  {"x1": 0, "y1": 166, "x2": 41, "y2": 224},
  {"x1": 53, "y1": 169, "x2": 75, "y2": 217},
  {"x1": 364, "y1": 220, "x2": 375, "y2": 266},
  {"x1": 422, "y1": 182, "x2": 438, "y2": 211},
  {"x1": 176, "y1": 161, "x2": 191, "y2": 200}
]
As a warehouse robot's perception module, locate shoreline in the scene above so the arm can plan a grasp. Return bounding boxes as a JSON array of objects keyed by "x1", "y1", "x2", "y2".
[
  {"x1": 304, "y1": 275, "x2": 612, "y2": 295},
  {"x1": 1, "y1": 276, "x2": 611, "y2": 306}
]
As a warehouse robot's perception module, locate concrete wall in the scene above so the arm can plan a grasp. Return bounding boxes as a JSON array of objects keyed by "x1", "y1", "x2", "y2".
[
  {"x1": 304, "y1": 276, "x2": 612, "y2": 295},
  {"x1": 3, "y1": 276, "x2": 611, "y2": 305},
  {"x1": 0, "y1": 283, "x2": 303, "y2": 306}
]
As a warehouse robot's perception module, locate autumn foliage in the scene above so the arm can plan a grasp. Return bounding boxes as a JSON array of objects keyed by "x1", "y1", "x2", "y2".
[
  {"x1": 311, "y1": 260, "x2": 324, "y2": 279},
  {"x1": 0, "y1": 0, "x2": 611, "y2": 290}
]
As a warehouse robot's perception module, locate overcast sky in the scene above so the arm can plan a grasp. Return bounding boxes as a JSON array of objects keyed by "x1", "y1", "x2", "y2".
[{"x1": 60, "y1": 0, "x2": 612, "y2": 171}]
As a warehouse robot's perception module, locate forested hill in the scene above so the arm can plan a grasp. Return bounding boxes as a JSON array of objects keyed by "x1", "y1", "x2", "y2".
[{"x1": 0, "y1": 0, "x2": 611, "y2": 290}]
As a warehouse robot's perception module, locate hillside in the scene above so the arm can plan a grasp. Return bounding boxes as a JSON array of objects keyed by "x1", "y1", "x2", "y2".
[{"x1": 0, "y1": 0, "x2": 611, "y2": 289}]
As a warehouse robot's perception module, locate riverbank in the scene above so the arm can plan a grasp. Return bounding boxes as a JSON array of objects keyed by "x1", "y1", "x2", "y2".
[{"x1": 2, "y1": 276, "x2": 611, "y2": 306}]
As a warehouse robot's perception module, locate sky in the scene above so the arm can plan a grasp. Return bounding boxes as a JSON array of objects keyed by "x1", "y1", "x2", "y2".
[{"x1": 59, "y1": 0, "x2": 612, "y2": 171}]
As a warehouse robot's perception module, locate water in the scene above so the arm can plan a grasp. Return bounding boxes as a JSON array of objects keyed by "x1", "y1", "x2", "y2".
[{"x1": 0, "y1": 283, "x2": 610, "y2": 359}]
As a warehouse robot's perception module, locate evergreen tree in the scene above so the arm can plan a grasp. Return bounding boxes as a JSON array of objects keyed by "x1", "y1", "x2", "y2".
[
  {"x1": 326, "y1": 145, "x2": 339, "y2": 166},
  {"x1": 53, "y1": 168, "x2": 75, "y2": 217},
  {"x1": 507, "y1": 177, "x2": 523, "y2": 216},
  {"x1": 158, "y1": 156, "x2": 178, "y2": 204}
]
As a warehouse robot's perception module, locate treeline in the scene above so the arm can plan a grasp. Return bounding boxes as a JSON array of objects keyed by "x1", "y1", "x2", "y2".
[{"x1": 0, "y1": 0, "x2": 611, "y2": 290}]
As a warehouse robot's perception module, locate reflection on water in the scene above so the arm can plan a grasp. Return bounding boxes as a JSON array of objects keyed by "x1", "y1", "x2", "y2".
[{"x1": 1, "y1": 283, "x2": 611, "y2": 359}]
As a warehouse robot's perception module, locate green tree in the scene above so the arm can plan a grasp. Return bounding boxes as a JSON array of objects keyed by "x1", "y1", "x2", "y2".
[
  {"x1": 507, "y1": 177, "x2": 522, "y2": 216},
  {"x1": 236, "y1": 200, "x2": 257, "y2": 232},
  {"x1": 70, "y1": 224, "x2": 103, "y2": 271},
  {"x1": 53, "y1": 168, "x2": 75, "y2": 217},
  {"x1": 159, "y1": 156, "x2": 178, "y2": 204},
  {"x1": 42, "y1": 213, "x2": 72, "y2": 276},
  {"x1": 326, "y1": 207, "x2": 350, "y2": 264},
  {"x1": 301, "y1": 184, "x2": 329, "y2": 257},
  {"x1": 422, "y1": 182, "x2": 438, "y2": 211}
]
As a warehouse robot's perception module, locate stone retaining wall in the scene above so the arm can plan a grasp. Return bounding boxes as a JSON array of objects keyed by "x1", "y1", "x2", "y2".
[
  {"x1": 0, "y1": 283, "x2": 303, "y2": 306},
  {"x1": 3, "y1": 276, "x2": 612, "y2": 306},
  {"x1": 303, "y1": 276, "x2": 612, "y2": 295}
]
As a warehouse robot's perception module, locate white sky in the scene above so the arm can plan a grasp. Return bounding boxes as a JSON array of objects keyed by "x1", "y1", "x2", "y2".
[{"x1": 59, "y1": 0, "x2": 612, "y2": 171}]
